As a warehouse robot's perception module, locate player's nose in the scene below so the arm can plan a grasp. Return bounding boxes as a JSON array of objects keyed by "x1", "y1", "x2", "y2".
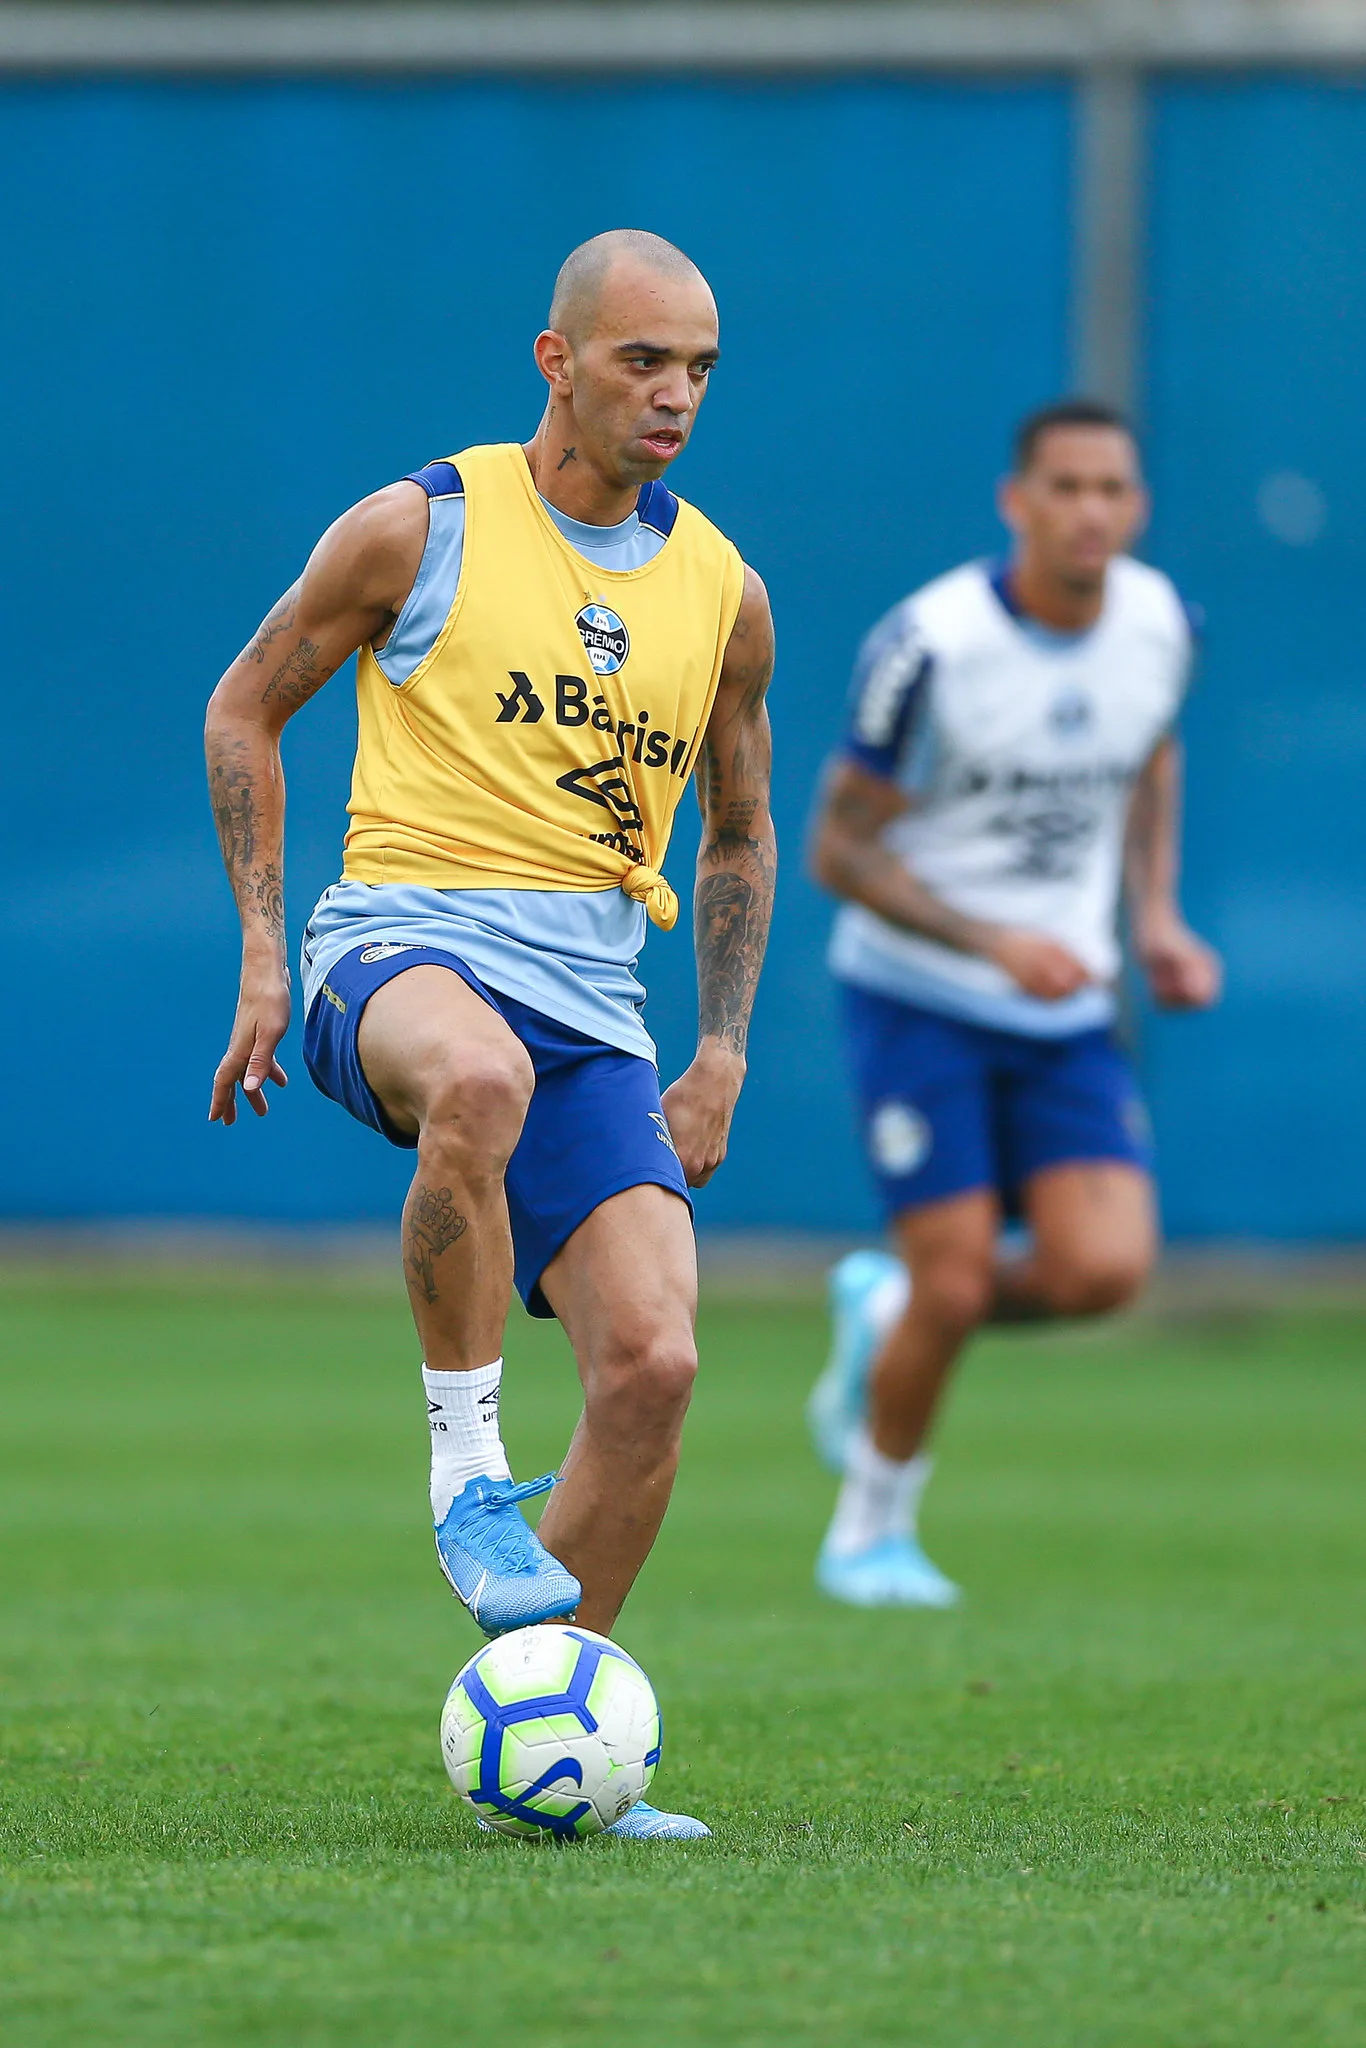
[{"x1": 652, "y1": 368, "x2": 694, "y2": 415}]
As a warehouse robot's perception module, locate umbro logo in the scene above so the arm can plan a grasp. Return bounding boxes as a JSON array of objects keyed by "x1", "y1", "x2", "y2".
[
  {"x1": 649, "y1": 1112, "x2": 678, "y2": 1156},
  {"x1": 556, "y1": 756, "x2": 645, "y2": 835},
  {"x1": 478, "y1": 1388, "x2": 500, "y2": 1412}
]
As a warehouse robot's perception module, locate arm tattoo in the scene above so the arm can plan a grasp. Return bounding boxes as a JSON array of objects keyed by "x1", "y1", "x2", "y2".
[
  {"x1": 207, "y1": 735, "x2": 284, "y2": 942},
  {"x1": 242, "y1": 587, "x2": 299, "y2": 665},
  {"x1": 405, "y1": 1184, "x2": 469, "y2": 1305},
  {"x1": 253, "y1": 863, "x2": 285, "y2": 941},
  {"x1": 208, "y1": 739, "x2": 258, "y2": 877},
  {"x1": 696, "y1": 871, "x2": 760, "y2": 1057},
  {"x1": 261, "y1": 635, "x2": 333, "y2": 714},
  {"x1": 827, "y1": 778, "x2": 886, "y2": 833},
  {"x1": 692, "y1": 578, "x2": 776, "y2": 1058}
]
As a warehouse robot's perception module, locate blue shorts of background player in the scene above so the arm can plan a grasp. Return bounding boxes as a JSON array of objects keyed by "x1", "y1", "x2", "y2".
[
  {"x1": 841, "y1": 984, "x2": 1151, "y2": 1221},
  {"x1": 303, "y1": 944, "x2": 691, "y2": 1318}
]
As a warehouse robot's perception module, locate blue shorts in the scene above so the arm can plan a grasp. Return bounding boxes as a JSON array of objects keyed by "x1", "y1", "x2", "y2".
[
  {"x1": 841, "y1": 984, "x2": 1151, "y2": 1222},
  {"x1": 303, "y1": 945, "x2": 691, "y2": 1319}
]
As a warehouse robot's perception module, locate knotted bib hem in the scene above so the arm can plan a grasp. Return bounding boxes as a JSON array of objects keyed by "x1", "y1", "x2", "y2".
[{"x1": 621, "y1": 863, "x2": 679, "y2": 931}]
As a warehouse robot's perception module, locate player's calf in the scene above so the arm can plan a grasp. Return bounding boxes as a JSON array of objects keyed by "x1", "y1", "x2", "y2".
[{"x1": 540, "y1": 1319, "x2": 698, "y2": 1633}]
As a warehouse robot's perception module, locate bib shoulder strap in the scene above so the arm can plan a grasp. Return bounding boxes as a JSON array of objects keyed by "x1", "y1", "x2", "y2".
[
  {"x1": 405, "y1": 459, "x2": 465, "y2": 500},
  {"x1": 635, "y1": 479, "x2": 679, "y2": 538}
]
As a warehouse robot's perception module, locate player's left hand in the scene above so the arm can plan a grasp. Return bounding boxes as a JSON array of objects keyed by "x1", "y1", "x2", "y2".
[
  {"x1": 661, "y1": 1041, "x2": 747, "y2": 1187},
  {"x1": 1137, "y1": 910, "x2": 1223, "y2": 1010}
]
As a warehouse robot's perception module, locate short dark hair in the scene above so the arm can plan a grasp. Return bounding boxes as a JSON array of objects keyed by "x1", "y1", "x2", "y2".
[{"x1": 1014, "y1": 399, "x2": 1134, "y2": 473}]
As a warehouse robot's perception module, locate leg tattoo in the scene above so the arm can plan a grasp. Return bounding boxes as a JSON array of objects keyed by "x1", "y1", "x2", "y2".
[{"x1": 406, "y1": 1184, "x2": 468, "y2": 1305}]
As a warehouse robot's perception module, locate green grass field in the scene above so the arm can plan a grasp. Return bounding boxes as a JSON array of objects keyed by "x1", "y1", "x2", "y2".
[{"x1": 2, "y1": 1272, "x2": 1364, "y2": 2045}]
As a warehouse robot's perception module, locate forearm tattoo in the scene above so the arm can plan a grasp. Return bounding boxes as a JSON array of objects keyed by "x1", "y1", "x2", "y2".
[
  {"x1": 207, "y1": 594, "x2": 339, "y2": 945},
  {"x1": 405, "y1": 1184, "x2": 469, "y2": 1305},
  {"x1": 208, "y1": 737, "x2": 257, "y2": 875},
  {"x1": 693, "y1": 596, "x2": 777, "y2": 1057},
  {"x1": 207, "y1": 736, "x2": 284, "y2": 943},
  {"x1": 696, "y1": 870, "x2": 763, "y2": 1056}
]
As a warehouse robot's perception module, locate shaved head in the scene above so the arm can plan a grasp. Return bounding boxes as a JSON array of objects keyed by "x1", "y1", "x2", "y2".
[
  {"x1": 529, "y1": 228, "x2": 719, "y2": 499},
  {"x1": 549, "y1": 229, "x2": 707, "y2": 345}
]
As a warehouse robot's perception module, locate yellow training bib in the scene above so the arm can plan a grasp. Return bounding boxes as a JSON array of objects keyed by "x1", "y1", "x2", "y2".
[{"x1": 342, "y1": 442, "x2": 746, "y2": 929}]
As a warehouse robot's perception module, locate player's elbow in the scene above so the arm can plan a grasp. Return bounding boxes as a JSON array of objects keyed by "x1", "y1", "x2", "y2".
[
  {"x1": 807, "y1": 823, "x2": 853, "y2": 899},
  {"x1": 206, "y1": 669, "x2": 280, "y2": 750}
]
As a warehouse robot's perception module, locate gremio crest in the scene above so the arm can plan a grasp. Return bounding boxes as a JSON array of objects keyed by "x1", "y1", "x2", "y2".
[{"x1": 576, "y1": 603, "x2": 630, "y2": 675}]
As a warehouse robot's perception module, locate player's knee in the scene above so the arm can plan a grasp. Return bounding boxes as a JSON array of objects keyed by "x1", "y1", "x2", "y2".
[
  {"x1": 417, "y1": 1051, "x2": 534, "y2": 1177},
  {"x1": 1042, "y1": 1248, "x2": 1151, "y2": 1318},
  {"x1": 913, "y1": 1256, "x2": 994, "y2": 1336},
  {"x1": 591, "y1": 1326, "x2": 698, "y2": 1432}
]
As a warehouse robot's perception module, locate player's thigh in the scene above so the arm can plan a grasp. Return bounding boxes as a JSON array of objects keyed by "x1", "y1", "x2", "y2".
[
  {"x1": 357, "y1": 965, "x2": 533, "y2": 1139},
  {"x1": 892, "y1": 1187, "x2": 1002, "y2": 1332},
  {"x1": 842, "y1": 989, "x2": 999, "y2": 1217},
  {"x1": 999, "y1": 1028, "x2": 1152, "y2": 1217},
  {"x1": 539, "y1": 1185, "x2": 699, "y2": 1411},
  {"x1": 1023, "y1": 1161, "x2": 1157, "y2": 1307}
]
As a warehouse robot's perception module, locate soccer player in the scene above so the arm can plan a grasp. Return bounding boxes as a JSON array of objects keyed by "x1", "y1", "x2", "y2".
[
  {"x1": 205, "y1": 231, "x2": 775, "y2": 1838},
  {"x1": 805, "y1": 400, "x2": 1219, "y2": 1608}
]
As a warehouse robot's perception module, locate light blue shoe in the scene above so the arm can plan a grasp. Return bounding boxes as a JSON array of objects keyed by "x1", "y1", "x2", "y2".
[
  {"x1": 477, "y1": 1799, "x2": 711, "y2": 1842},
  {"x1": 806, "y1": 1250, "x2": 910, "y2": 1473},
  {"x1": 816, "y1": 1534, "x2": 960, "y2": 1610},
  {"x1": 435, "y1": 1472, "x2": 581, "y2": 1638},
  {"x1": 601, "y1": 1799, "x2": 711, "y2": 1841}
]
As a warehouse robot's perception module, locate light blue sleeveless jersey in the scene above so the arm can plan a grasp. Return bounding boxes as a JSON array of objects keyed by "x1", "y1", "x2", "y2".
[{"x1": 302, "y1": 485, "x2": 670, "y2": 1062}]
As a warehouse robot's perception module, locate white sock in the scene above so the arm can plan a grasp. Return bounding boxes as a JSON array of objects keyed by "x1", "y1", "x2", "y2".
[
  {"x1": 422, "y1": 1360, "x2": 512, "y2": 1522},
  {"x1": 825, "y1": 1427, "x2": 932, "y2": 1558}
]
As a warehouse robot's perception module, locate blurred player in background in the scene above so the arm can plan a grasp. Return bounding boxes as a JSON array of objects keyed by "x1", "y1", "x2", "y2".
[
  {"x1": 205, "y1": 230, "x2": 776, "y2": 1836},
  {"x1": 806, "y1": 401, "x2": 1220, "y2": 1608}
]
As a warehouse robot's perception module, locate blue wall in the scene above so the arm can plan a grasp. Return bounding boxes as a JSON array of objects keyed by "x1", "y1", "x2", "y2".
[
  {"x1": 2, "y1": 73, "x2": 1361, "y2": 1235},
  {"x1": 1145, "y1": 76, "x2": 1366, "y2": 1236}
]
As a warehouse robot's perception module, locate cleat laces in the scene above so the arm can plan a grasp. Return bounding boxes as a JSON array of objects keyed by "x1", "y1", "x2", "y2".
[{"x1": 450, "y1": 1472, "x2": 562, "y2": 1576}]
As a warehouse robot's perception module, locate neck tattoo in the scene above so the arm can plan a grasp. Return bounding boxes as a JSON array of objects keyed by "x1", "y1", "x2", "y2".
[{"x1": 557, "y1": 446, "x2": 577, "y2": 470}]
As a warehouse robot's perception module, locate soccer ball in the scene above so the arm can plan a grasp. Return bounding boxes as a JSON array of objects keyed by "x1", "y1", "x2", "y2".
[{"x1": 440, "y1": 1624, "x2": 662, "y2": 1839}]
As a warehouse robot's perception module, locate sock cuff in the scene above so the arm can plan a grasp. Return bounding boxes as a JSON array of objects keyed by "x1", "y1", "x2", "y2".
[
  {"x1": 422, "y1": 1358, "x2": 502, "y2": 1394},
  {"x1": 850, "y1": 1425, "x2": 931, "y2": 1484}
]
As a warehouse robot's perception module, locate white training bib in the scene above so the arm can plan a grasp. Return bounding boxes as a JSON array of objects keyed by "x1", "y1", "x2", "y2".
[{"x1": 830, "y1": 556, "x2": 1195, "y2": 1036}]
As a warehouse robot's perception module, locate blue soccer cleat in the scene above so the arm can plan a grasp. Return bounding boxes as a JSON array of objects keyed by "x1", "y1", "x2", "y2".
[
  {"x1": 601, "y1": 1799, "x2": 711, "y2": 1841},
  {"x1": 806, "y1": 1250, "x2": 910, "y2": 1473},
  {"x1": 816, "y1": 1534, "x2": 960, "y2": 1610},
  {"x1": 435, "y1": 1473, "x2": 581, "y2": 1638},
  {"x1": 476, "y1": 1798, "x2": 710, "y2": 1842}
]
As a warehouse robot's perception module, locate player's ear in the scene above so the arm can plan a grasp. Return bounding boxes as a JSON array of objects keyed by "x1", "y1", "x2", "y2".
[
  {"x1": 997, "y1": 472, "x2": 1026, "y2": 538},
  {"x1": 533, "y1": 328, "x2": 574, "y2": 395},
  {"x1": 1127, "y1": 482, "x2": 1152, "y2": 546}
]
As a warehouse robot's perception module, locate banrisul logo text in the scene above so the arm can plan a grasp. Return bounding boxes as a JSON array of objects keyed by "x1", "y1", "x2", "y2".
[{"x1": 576, "y1": 603, "x2": 630, "y2": 676}]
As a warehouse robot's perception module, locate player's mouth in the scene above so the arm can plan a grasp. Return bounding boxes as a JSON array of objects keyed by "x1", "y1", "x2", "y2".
[{"x1": 638, "y1": 427, "x2": 684, "y2": 460}]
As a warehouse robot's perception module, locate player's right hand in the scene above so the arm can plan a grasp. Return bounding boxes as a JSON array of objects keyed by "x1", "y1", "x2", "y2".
[
  {"x1": 981, "y1": 927, "x2": 1091, "y2": 1001},
  {"x1": 209, "y1": 969, "x2": 291, "y2": 1124}
]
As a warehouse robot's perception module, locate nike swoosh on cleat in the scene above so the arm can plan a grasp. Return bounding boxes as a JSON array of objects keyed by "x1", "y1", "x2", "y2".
[{"x1": 467, "y1": 1568, "x2": 489, "y2": 1621}]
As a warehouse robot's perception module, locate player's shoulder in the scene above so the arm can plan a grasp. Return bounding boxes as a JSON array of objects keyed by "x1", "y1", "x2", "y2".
[
  {"x1": 306, "y1": 474, "x2": 432, "y2": 612},
  {"x1": 1107, "y1": 555, "x2": 1200, "y2": 648},
  {"x1": 888, "y1": 558, "x2": 1004, "y2": 659},
  {"x1": 667, "y1": 480, "x2": 745, "y2": 564}
]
